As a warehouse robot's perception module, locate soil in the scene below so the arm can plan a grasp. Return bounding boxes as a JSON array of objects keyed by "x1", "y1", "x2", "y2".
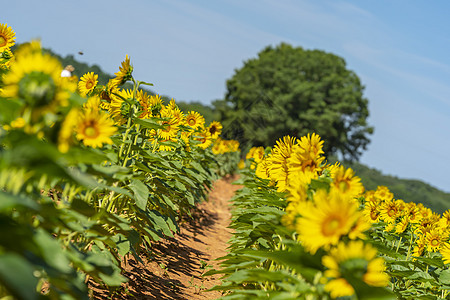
[{"x1": 90, "y1": 174, "x2": 241, "y2": 300}]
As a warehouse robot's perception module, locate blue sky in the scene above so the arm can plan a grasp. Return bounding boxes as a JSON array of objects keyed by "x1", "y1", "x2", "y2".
[{"x1": 5, "y1": 0, "x2": 450, "y2": 192}]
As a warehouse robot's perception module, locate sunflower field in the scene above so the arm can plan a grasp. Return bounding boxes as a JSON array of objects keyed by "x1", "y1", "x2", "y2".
[
  {"x1": 0, "y1": 24, "x2": 240, "y2": 299},
  {"x1": 208, "y1": 135, "x2": 450, "y2": 299}
]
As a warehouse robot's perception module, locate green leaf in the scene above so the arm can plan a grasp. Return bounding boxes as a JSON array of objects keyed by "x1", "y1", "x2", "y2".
[
  {"x1": 34, "y1": 228, "x2": 72, "y2": 273},
  {"x1": 111, "y1": 234, "x2": 130, "y2": 257},
  {"x1": 0, "y1": 253, "x2": 39, "y2": 300},
  {"x1": 133, "y1": 118, "x2": 164, "y2": 130},
  {"x1": 129, "y1": 179, "x2": 149, "y2": 210},
  {"x1": 439, "y1": 268, "x2": 450, "y2": 285},
  {"x1": 0, "y1": 191, "x2": 39, "y2": 211},
  {"x1": 147, "y1": 210, "x2": 173, "y2": 237}
]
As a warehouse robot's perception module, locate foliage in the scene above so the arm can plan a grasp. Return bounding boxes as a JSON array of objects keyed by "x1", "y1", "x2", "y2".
[
  {"x1": 210, "y1": 136, "x2": 450, "y2": 299},
  {"x1": 216, "y1": 43, "x2": 374, "y2": 160}
]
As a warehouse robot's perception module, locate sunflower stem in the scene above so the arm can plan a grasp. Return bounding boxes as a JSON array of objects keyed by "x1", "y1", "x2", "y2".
[
  {"x1": 405, "y1": 233, "x2": 414, "y2": 261},
  {"x1": 395, "y1": 236, "x2": 403, "y2": 253}
]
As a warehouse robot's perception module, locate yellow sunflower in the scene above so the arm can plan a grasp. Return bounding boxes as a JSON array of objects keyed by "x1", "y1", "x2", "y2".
[
  {"x1": 374, "y1": 185, "x2": 394, "y2": 201},
  {"x1": 0, "y1": 23, "x2": 16, "y2": 51},
  {"x1": 78, "y1": 72, "x2": 98, "y2": 96},
  {"x1": 1, "y1": 49, "x2": 69, "y2": 111},
  {"x1": 57, "y1": 108, "x2": 80, "y2": 153},
  {"x1": 0, "y1": 48, "x2": 14, "y2": 69},
  {"x1": 379, "y1": 198, "x2": 402, "y2": 223},
  {"x1": 207, "y1": 121, "x2": 223, "y2": 139},
  {"x1": 440, "y1": 210, "x2": 450, "y2": 230},
  {"x1": 330, "y1": 165, "x2": 364, "y2": 198},
  {"x1": 158, "y1": 109, "x2": 180, "y2": 140},
  {"x1": 136, "y1": 89, "x2": 152, "y2": 119},
  {"x1": 255, "y1": 156, "x2": 271, "y2": 180},
  {"x1": 395, "y1": 216, "x2": 410, "y2": 234},
  {"x1": 185, "y1": 111, "x2": 205, "y2": 129},
  {"x1": 296, "y1": 189, "x2": 361, "y2": 254},
  {"x1": 109, "y1": 88, "x2": 133, "y2": 125},
  {"x1": 440, "y1": 242, "x2": 450, "y2": 264},
  {"x1": 322, "y1": 240, "x2": 389, "y2": 299},
  {"x1": 83, "y1": 95, "x2": 102, "y2": 111},
  {"x1": 404, "y1": 202, "x2": 421, "y2": 224},
  {"x1": 363, "y1": 200, "x2": 381, "y2": 223},
  {"x1": 111, "y1": 54, "x2": 132, "y2": 87},
  {"x1": 426, "y1": 227, "x2": 445, "y2": 252},
  {"x1": 287, "y1": 133, "x2": 325, "y2": 175},
  {"x1": 415, "y1": 214, "x2": 440, "y2": 235},
  {"x1": 76, "y1": 108, "x2": 117, "y2": 148},
  {"x1": 267, "y1": 135, "x2": 297, "y2": 192},
  {"x1": 413, "y1": 235, "x2": 426, "y2": 259},
  {"x1": 193, "y1": 129, "x2": 212, "y2": 149}
]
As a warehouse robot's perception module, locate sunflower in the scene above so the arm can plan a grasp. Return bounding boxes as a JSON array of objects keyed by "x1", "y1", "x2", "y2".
[
  {"x1": 109, "y1": 88, "x2": 133, "y2": 125},
  {"x1": 322, "y1": 241, "x2": 389, "y2": 299},
  {"x1": 330, "y1": 166, "x2": 364, "y2": 198},
  {"x1": 267, "y1": 135, "x2": 297, "y2": 192},
  {"x1": 412, "y1": 236, "x2": 426, "y2": 259},
  {"x1": 415, "y1": 214, "x2": 440, "y2": 235},
  {"x1": 255, "y1": 156, "x2": 271, "y2": 180},
  {"x1": 111, "y1": 54, "x2": 132, "y2": 87},
  {"x1": 76, "y1": 108, "x2": 117, "y2": 148},
  {"x1": 136, "y1": 89, "x2": 152, "y2": 119},
  {"x1": 374, "y1": 185, "x2": 394, "y2": 201},
  {"x1": 379, "y1": 198, "x2": 402, "y2": 223},
  {"x1": 404, "y1": 202, "x2": 421, "y2": 224},
  {"x1": 440, "y1": 210, "x2": 450, "y2": 230},
  {"x1": 158, "y1": 108, "x2": 180, "y2": 140},
  {"x1": 78, "y1": 72, "x2": 98, "y2": 96},
  {"x1": 296, "y1": 189, "x2": 361, "y2": 254},
  {"x1": 207, "y1": 121, "x2": 222, "y2": 139},
  {"x1": 0, "y1": 23, "x2": 16, "y2": 51},
  {"x1": 363, "y1": 201, "x2": 381, "y2": 223},
  {"x1": 287, "y1": 133, "x2": 325, "y2": 175},
  {"x1": 395, "y1": 216, "x2": 410, "y2": 234},
  {"x1": 58, "y1": 108, "x2": 79, "y2": 153},
  {"x1": 193, "y1": 129, "x2": 212, "y2": 149},
  {"x1": 83, "y1": 95, "x2": 102, "y2": 111},
  {"x1": 440, "y1": 242, "x2": 450, "y2": 264},
  {"x1": 0, "y1": 48, "x2": 14, "y2": 69},
  {"x1": 426, "y1": 227, "x2": 445, "y2": 252},
  {"x1": 1, "y1": 49, "x2": 69, "y2": 111},
  {"x1": 286, "y1": 170, "x2": 317, "y2": 203},
  {"x1": 185, "y1": 111, "x2": 205, "y2": 129}
]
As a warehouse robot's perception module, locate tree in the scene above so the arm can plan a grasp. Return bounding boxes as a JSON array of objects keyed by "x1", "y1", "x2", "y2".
[{"x1": 216, "y1": 43, "x2": 373, "y2": 161}]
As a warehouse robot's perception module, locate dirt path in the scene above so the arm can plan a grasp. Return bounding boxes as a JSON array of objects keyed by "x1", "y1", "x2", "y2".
[{"x1": 92, "y1": 174, "x2": 241, "y2": 299}]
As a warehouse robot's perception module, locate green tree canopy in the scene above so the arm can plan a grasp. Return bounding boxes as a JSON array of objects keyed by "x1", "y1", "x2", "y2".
[{"x1": 216, "y1": 43, "x2": 373, "y2": 160}]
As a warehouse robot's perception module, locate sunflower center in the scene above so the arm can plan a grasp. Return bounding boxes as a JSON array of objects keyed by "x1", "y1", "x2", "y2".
[
  {"x1": 430, "y1": 238, "x2": 439, "y2": 247},
  {"x1": 322, "y1": 217, "x2": 341, "y2": 236},
  {"x1": 370, "y1": 209, "x2": 380, "y2": 221},
  {"x1": 86, "y1": 80, "x2": 95, "y2": 89},
  {"x1": 19, "y1": 71, "x2": 56, "y2": 107},
  {"x1": 84, "y1": 126, "x2": 99, "y2": 138},
  {"x1": 387, "y1": 207, "x2": 397, "y2": 217},
  {"x1": 209, "y1": 126, "x2": 217, "y2": 134},
  {"x1": 188, "y1": 118, "x2": 196, "y2": 126},
  {"x1": 0, "y1": 35, "x2": 6, "y2": 47}
]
